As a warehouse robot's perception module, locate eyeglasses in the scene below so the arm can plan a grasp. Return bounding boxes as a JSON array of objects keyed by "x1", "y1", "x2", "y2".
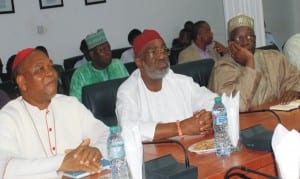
[
  {"x1": 145, "y1": 48, "x2": 170, "y2": 59},
  {"x1": 232, "y1": 35, "x2": 255, "y2": 44}
]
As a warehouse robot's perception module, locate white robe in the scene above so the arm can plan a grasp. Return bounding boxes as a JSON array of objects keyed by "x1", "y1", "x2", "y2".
[
  {"x1": 116, "y1": 69, "x2": 217, "y2": 141},
  {"x1": 0, "y1": 94, "x2": 109, "y2": 179}
]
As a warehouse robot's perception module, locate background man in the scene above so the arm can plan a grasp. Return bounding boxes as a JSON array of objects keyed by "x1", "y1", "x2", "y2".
[
  {"x1": 0, "y1": 48, "x2": 109, "y2": 178},
  {"x1": 120, "y1": 28, "x2": 142, "y2": 64},
  {"x1": 116, "y1": 29, "x2": 217, "y2": 142},
  {"x1": 208, "y1": 14, "x2": 300, "y2": 111},
  {"x1": 70, "y1": 29, "x2": 129, "y2": 101},
  {"x1": 178, "y1": 20, "x2": 228, "y2": 64},
  {"x1": 283, "y1": 33, "x2": 300, "y2": 71},
  {"x1": 74, "y1": 39, "x2": 90, "y2": 68}
]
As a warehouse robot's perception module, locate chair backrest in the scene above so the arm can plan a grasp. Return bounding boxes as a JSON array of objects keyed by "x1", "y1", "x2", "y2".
[
  {"x1": 53, "y1": 64, "x2": 65, "y2": 94},
  {"x1": 63, "y1": 55, "x2": 84, "y2": 71},
  {"x1": 0, "y1": 81, "x2": 19, "y2": 99},
  {"x1": 81, "y1": 59, "x2": 214, "y2": 126},
  {"x1": 82, "y1": 77, "x2": 127, "y2": 126},
  {"x1": 169, "y1": 47, "x2": 185, "y2": 65},
  {"x1": 256, "y1": 44, "x2": 279, "y2": 51},
  {"x1": 61, "y1": 68, "x2": 76, "y2": 95},
  {"x1": 124, "y1": 62, "x2": 137, "y2": 74},
  {"x1": 171, "y1": 58, "x2": 214, "y2": 87},
  {"x1": 112, "y1": 47, "x2": 131, "y2": 59}
]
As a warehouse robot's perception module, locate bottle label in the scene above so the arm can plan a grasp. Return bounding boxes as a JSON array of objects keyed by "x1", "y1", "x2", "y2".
[
  {"x1": 109, "y1": 145, "x2": 125, "y2": 160},
  {"x1": 216, "y1": 115, "x2": 226, "y2": 125},
  {"x1": 213, "y1": 110, "x2": 227, "y2": 125}
]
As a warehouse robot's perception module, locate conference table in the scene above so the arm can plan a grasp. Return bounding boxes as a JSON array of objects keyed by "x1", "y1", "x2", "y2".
[
  {"x1": 83, "y1": 102, "x2": 300, "y2": 179},
  {"x1": 143, "y1": 105, "x2": 300, "y2": 179}
]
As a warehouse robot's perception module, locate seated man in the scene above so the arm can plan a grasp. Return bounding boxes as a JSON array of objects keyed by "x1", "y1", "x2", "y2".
[
  {"x1": 116, "y1": 29, "x2": 217, "y2": 142},
  {"x1": 178, "y1": 20, "x2": 228, "y2": 64},
  {"x1": 283, "y1": 33, "x2": 300, "y2": 71},
  {"x1": 0, "y1": 48, "x2": 109, "y2": 178},
  {"x1": 171, "y1": 28, "x2": 191, "y2": 50},
  {"x1": 120, "y1": 28, "x2": 141, "y2": 64},
  {"x1": 208, "y1": 14, "x2": 300, "y2": 112},
  {"x1": 70, "y1": 29, "x2": 129, "y2": 101}
]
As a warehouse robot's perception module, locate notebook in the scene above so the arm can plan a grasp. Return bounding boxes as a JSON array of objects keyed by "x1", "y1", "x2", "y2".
[
  {"x1": 269, "y1": 100, "x2": 300, "y2": 111},
  {"x1": 63, "y1": 158, "x2": 110, "y2": 179}
]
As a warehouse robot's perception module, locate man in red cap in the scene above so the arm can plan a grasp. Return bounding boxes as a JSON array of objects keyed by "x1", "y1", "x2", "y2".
[
  {"x1": 116, "y1": 29, "x2": 217, "y2": 141},
  {"x1": 0, "y1": 48, "x2": 109, "y2": 178}
]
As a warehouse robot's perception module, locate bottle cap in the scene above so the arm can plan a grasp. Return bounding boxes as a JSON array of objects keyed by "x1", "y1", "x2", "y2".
[
  {"x1": 110, "y1": 126, "x2": 119, "y2": 133},
  {"x1": 214, "y1": 96, "x2": 222, "y2": 103}
]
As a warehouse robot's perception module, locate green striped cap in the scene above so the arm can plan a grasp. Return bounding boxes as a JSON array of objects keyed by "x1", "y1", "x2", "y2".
[{"x1": 85, "y1": 29, "x2": 108, "y2": 50}]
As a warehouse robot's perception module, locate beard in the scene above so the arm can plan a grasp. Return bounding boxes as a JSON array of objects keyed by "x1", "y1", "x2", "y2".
[{"x1": 143, "y1": 60, "x2": 170, "y2": 80}]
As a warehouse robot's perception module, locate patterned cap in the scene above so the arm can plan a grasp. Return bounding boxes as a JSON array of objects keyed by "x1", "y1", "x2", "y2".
[
  {"x1": 132, "y1": 29, "x2": 163, "y2": 57},
  {"x1": 85, "y1": 29, "x2": 108, "y2": 50},
  {"x1": 228, "y1": 14, "x2": 254, "y2": 34}
]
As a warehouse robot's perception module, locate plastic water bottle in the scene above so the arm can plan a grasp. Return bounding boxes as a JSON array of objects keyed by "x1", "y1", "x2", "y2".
[
  {"x1": 107, "y1": 126, "x2": 130, "y2": 179},
  {"x1": 212, "y1": 96, "x2": 231, "y2": 157}
]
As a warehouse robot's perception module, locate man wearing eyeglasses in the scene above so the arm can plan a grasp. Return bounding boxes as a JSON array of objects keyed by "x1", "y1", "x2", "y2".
[
  {"x1": 70, "y1": 29, "x2": 129, "y2": 102},
  {"x1": 208, "y1": 14, "x2": 300, "y2": 112},
  {"x1": 116, "y1": 29, "x2": 217, "y2": 142}
]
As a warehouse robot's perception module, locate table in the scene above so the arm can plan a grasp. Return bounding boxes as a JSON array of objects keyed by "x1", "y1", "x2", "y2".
[
  {"x1": 143, "y1": 107, "x2": 300, "y2": 179},
  {"x1": 85, "y1": 106, "x2": 299, "y2": 179}
]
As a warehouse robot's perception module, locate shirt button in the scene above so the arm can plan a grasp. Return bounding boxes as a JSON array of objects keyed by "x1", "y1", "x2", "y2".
[
  {"x1": 49, "y1": 128, "x2": 52, "y2": 132},
  {"x1": 52, "y1": 147, "x2": 56, "y2": 151}
]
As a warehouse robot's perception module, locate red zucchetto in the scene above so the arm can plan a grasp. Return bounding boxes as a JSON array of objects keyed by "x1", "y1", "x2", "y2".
[
  {"x1": 132, "y1": 29, "x2": 163, "y2": 57},
  {"x1": 12, "y1": 48, "x2": 35, "y2": 71}
]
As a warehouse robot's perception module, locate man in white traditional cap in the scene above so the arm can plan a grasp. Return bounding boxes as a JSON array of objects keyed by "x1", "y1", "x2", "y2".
[
  {"x1": 283, "y1": 33, "x2": 300, "y2": 71},
  {"x1": 208, "y1": 14, "x2": 300, "y2": 112}
]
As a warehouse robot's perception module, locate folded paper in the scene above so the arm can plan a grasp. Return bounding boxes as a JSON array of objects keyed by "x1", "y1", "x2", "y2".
[
  {"x1": 122, "y1": 125, "x2": 143, "y2": 179},
  {"x1": 221, "y1": 91, "x2": 240, "y2": 148},
  {"x1": 272, "y1": 124, "x2": 300, "y2": 179}
]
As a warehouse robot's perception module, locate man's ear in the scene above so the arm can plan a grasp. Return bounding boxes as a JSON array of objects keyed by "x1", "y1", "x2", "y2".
[
  {"x1": 16, "y1": 75, "x2": 27, "y2": 92},
  {"x1": 88, "y1": 51, "x2": 94, "y2": 61},
  {"x1": 135, "y1": 57, "x2": 142, "y2": 69}
]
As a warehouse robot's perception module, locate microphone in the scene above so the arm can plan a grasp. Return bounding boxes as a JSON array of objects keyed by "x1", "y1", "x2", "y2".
[
  {"x1": 240, "y1": 109, "x2": 281, "y2": 151},
  {"x1": 142, "y1": 139, "x2": 198, "y2": 179},
  {"x1": 240, "y1": 109, "x2": 282, "y2": 124},
  {"x1": 142, "y1": 139, "x2": 190, "y2": 168},
  {"x1": 224, "y1": 166, "x2": 279, "y2": 179}
]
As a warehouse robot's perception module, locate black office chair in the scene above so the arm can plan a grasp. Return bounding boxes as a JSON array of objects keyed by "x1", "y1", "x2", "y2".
[
  {"x1": 82, "y1": 77, "x2": 127, "y2": 126},
  {"x1": 63, "y1": 55, "x2": 84, "y2": 71},
  {"x1": 171, "y1": 59, "x2": 215, "y2": 87},
  {"x1": 0, "y1": 81, "x2": 19, "y2": 99},
  {"x1": 53, "y1": 64, "x2": 65, "y2": 94},
  {"x1": 124, "y1": 62, "x2": 137, "y2": 74},
  {"x1": 112, "y1": 47, "x2": 131, "y2": 59},
  {"x1": 61, "y1": 68, "x2": 76, "y2": 95},
  {"x1": 169, "y1": 47, "x2": 185, "y2": 65},
  {"x1": 256, "y1": 44, "x2": 279, "y2": 51}
]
